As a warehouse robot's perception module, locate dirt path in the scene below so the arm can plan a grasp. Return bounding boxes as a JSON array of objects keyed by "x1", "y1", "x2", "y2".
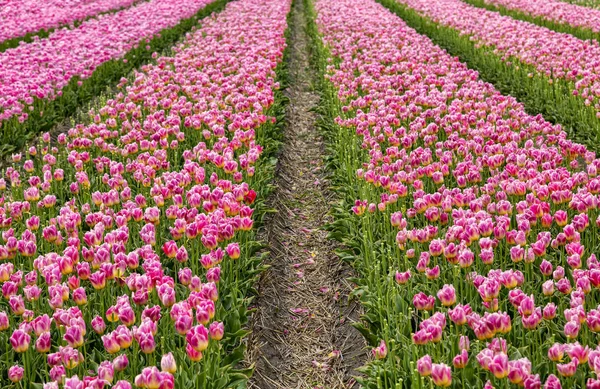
[{"x1": 246, "y1": 1, "x2": 367, "y2": 388}]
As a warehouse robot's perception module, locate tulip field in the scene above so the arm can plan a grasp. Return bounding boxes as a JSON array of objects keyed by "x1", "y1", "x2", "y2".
[{"x1": 6, "y1": 0, "x2": 600, "y2": 386}]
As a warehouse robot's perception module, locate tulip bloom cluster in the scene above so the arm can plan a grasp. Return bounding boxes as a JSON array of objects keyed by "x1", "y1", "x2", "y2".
[
  {"x1": 0, "y1": 0, "x2": 214, "y2": 126},
  {"x1": 0, "y1": 0, "x2": 289, "y2": 386},
  {"x1": 314, "y1": 0, "x2": 600, "y2": 386},
  {"x1": 393, "y1": 0, "x2": 600, "y2": 119},
  {"x1": 475, "y1": 0, "x2": 600, "y2": 33},
  {"x1": 0, "y1": 0, "x2": 139, "y2": 45}
]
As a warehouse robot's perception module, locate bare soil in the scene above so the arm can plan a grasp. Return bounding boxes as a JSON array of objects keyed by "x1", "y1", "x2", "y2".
[{"x1": 246, "y1": 1, "x2": 367, "y2": 388}]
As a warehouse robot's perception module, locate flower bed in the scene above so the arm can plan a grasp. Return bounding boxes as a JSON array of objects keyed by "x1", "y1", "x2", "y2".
[
  {"x1": 0, "y1": 0, "x2": 290, "y2": 386},
  {"x1": 309, "y1": 0, "x2": 600, "y2": 386}
]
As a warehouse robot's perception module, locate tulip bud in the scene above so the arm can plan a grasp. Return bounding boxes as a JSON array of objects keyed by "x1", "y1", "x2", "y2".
[
  {"x1": 112, "y1": 354, "x2": 129, "y2": 372},
  {"x1": 459, "y1": 335, "x2": 470, "y2": 351},
  {"x1": 372, "y1": 340, "x2": 387, "y2": 359},
  {"x1": 209, "y1": 321, "x2": 225, "y2": 341},
  {"x1": 161, "y1": 352, "x2": 177, "y2": 373}
]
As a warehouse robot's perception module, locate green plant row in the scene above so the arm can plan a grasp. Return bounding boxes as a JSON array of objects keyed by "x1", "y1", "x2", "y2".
[
  {"x1": 461, "y1": 0, "x2": 600, "y2": 42},
  {"x1": 0, "y1": 0, "x2": 149, "y2": 53},
  {"x1": 0, "y1": 0, "x2": 229, "y2": 157},
  {"x1": 375, "y1": 0, "x2": 600, "y2": 155},
  {"x1": 207, "y1": 38, "x2": 289, "y2": 389}
]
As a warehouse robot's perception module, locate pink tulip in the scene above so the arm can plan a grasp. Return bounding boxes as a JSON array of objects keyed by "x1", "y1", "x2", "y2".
[
  {"x1": 209, "y1": 321, "x2": 225, "y2": 341},
  {"x1": 186, "y1": 325, "x2": 209, "y2": 352},
  {"x1": 97, "y1": 360, "x2": 114, "y2": 383},
  {"x1": 452, "y1": 350, "x2": 468, "y2": 369},
  {"x1": 8, "y1": 365, "x2": 24, "y2": 383},
  {"x1": 436, "y1": 284, "x2": 456, "y2": 306},
  {"x1": 372, "y1": 340, "x2": 387, "y2": 359},
  {"x1": 161, "y1": 352, "x2": 177, "y2": 373},
  {"x1": 112, "y1": 354, "x2": 129, "y2": 372},
  {"x1": 431, "y1": 363, "x2": 452, "y2": 387},
  {"x1": 10, "y1": 329, "x2": 30, "y2": 352},
  {"x1": 417, "y1": 354, "x2": 433, "y2": 376}
]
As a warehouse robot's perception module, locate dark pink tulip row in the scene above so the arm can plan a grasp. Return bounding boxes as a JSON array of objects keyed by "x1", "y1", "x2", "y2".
[
  {"x1": 0, "y1": 0, "x2": 289, "y2": 386},
  {"x1": 479, "y1": 0, "x2": 600, "y2": 33},
  {"x1": 396, "y1": 0, "x2": 600, "y2": 117},
  {"x1": 0, "y1": 0, "x2": 214, "y2": 125},
  {"x1": 316, "y1": 0, "x2": 600, "y2": 386},
  {"x1": 0, "y1": 0, "x2": 140, "y2": 44}
]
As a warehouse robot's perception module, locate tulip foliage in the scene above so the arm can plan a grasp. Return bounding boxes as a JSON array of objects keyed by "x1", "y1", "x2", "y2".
[
  {"x1": 0, "y1": 0, "x2": 289, "y2": 386},
  {"x1": 308, "y1": 0, "x2": 600, "y2": 386}
]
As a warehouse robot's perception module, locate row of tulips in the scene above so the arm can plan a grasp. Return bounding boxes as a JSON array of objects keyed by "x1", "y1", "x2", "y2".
[
  {"x1": 474, "y1": 0, "x2": 600, "y2": 30},
  {"x1": 0, "y1": 0, "x2": 141, "y2": 52},
  {"x1": 373, "y1": 0, "x2": 600, "y2": 158},
  {"x1": 460, "y1": 0, "x2": 600, "y2": 41},
  {"x1": 0, "y1": 0, "x2": 229, "y2": 158},
  {"x1": 0, "y1": 0, "x2": 290, "y2": 386},
  {"x1": 308, "y1": 0, "x2": 600, "y2": 386},
  {"x1": 555, "y1": 0, "x2": 600, "y2": 7}
]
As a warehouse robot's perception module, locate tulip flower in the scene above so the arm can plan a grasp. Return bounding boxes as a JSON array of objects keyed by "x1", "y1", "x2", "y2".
[
  {"x1": 372, "y1": 340, "x2": 387, "y2": 359},
  {"x1": 10, "y1": 329, "x2": 30, "y2": 352},
  {"x1": 8, "y1": 365, "x2": 23, "y2": 383},
  {"x1": 161, "y1": 352, "x2": 177, "y2": 373},
  {"x1": 431, "y1": 363, "x2": 452, "y2": 387}
]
